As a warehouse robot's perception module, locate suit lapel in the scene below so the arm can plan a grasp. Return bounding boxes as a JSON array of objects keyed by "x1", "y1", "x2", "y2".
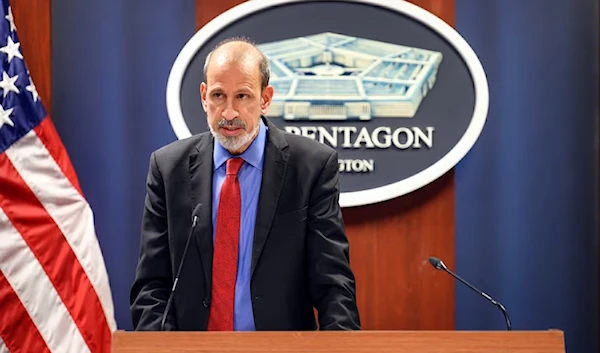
[
  {"x1": 251, "y1": 118, "x2": 289, "y2": 278},
  {"x1": 189, "y1": 134, "x2": 215, "y2": 291}
]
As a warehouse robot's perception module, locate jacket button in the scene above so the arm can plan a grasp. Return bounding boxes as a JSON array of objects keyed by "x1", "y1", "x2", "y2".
[{"x1": 203, "y1": 299, "x2": 209, "y2": 307}]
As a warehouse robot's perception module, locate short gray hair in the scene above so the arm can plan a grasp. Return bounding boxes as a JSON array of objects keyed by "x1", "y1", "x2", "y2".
[{"x1": 203, "y1": 37, "x2": 270, "y2": 91}]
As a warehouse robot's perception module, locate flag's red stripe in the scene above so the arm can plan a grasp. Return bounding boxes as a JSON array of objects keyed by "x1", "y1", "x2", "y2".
[
  {"x1": 0, "y1": 155, "x2": 111, "y2": 353},
  {"x1": 0, "y1": 270, "x2": 52, "y2": 353},
  {"x1": 33, "y1": 116, "x2": 83, "y2": 196}
]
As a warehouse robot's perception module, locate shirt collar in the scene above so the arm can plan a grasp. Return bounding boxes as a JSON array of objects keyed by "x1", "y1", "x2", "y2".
[{"x1": 213, "y1": 118, "x2": 267, "y2": 171}]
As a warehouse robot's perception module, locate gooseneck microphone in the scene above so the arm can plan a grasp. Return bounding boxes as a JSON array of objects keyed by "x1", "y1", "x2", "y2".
[
  {"x1": 161, "y1": 203, "x2": 202, "y2": 331},
  {"x1": 428, "y1": 256, "x2": 512, "y2": 330}
]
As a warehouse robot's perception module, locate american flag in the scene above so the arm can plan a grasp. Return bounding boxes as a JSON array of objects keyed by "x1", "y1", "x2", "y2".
[{"x1": 0, "y1": 1, "x2": 116, "y2": 352}]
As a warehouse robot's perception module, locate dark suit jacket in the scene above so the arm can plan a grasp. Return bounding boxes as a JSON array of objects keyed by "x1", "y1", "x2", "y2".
[{"x1": 130, "y1": 116, "x2": 361, "y2": 331}]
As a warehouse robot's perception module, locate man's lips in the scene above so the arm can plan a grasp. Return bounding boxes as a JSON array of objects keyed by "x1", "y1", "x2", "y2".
[{"x1": 220, "y1": 126, "x2": 242, "y2": 136}]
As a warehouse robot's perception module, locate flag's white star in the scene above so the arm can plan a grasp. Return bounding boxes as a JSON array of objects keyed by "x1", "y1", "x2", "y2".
[
  {"x1": 5, "y1": 7, "x2": 15, "y2": 32},
  {"x1": 0, "y1": 103, "x2": 14, "y2": 129},
  {"x1": 26, "y1": 76, "x2": 38, "y2": 102},
  {"x1": 0, "y1": 71, "x2": 19, "y2": 97},
  {"x1": 0, "y1": 36, "x2": 22, "y2": 63}
]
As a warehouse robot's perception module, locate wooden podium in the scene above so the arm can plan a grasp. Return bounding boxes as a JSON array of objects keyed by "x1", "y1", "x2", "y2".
[{"x1": 111, "y1": 330, "x2": 565, "y2": 353}]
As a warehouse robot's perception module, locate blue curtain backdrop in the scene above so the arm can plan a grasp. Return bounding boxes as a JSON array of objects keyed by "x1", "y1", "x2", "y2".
[
  {"x1": 51, "y1": 0, "x2": 195, "y2": 329},
  {"x1": 51, "y1": 1, "x2": 598, "y2": 352},
  {"x1": 455, "y1": 1, "x2": 598, "y2": 353}
]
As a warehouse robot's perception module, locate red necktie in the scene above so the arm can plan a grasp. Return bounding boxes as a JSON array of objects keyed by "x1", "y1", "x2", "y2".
[{"x1": 208, "y1": 157, "x2": 244, "y2": 331}]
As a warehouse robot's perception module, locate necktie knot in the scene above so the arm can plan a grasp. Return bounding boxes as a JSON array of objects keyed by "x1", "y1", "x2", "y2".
[{"x1": 226, "y1": 157, "x2": 244, "y2": 176}]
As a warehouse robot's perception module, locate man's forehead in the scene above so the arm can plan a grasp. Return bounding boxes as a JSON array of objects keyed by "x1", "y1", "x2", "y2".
[
  {"x1": 206, "y1": 59, "x2": 260, "y2": 84},
  {"x1": 203, "y1": 41, "x2": 265, "y2": 88},
  {"x1": 211, "y1": 51, "x2": 259, "y2": 70}
]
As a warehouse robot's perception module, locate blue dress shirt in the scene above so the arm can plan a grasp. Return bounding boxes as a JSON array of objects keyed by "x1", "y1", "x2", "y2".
[{"x1": 212, "y1": 119, "x2": 266, "y2": 331}]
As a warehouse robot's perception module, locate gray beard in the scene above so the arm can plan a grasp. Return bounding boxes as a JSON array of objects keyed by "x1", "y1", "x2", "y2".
[{"x1": 209, "y1": 122, "x2": 260, "y2": 154}]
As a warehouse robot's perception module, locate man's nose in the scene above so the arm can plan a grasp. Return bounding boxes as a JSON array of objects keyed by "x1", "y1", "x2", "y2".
[{"x1": 222, "y1": 100, "x2": 238, "y2": 120}]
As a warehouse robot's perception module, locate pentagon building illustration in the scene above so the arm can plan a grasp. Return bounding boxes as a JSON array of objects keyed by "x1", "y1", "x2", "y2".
[{"x1": 256, "y1": 32, "x2": 443, "y2": 121}]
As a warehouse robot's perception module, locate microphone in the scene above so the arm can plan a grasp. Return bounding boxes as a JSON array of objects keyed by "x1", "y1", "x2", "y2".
[
  {"x1": 428, "y1": 256, "x2": 512, "y2": 330},
  {"x1": 161, "y1": 203, "x2": 202, "y2": 331}
]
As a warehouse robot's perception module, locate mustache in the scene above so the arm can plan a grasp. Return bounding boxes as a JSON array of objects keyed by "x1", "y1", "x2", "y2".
[{"x1": 218, "y1": 118, "x2": 246, "y2": 129}]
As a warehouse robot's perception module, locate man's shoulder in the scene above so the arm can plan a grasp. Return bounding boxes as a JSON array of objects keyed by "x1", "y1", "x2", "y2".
[{"x1": 150, "y1": 131, "x2": 212, "y2": 167}]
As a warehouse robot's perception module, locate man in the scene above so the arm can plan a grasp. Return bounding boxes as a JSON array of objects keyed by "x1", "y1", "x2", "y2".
[{"x1": 130, "y1": 37, "x2": 361, "y2": 331}]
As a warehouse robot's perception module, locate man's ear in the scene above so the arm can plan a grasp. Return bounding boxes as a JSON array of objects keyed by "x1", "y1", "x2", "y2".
[
  {"x1": 260, "y1": 85, "x2": 274, "y2": 115},
  {"x1": 200, "y1": 82, "x2": 208, "y2": 112}
]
